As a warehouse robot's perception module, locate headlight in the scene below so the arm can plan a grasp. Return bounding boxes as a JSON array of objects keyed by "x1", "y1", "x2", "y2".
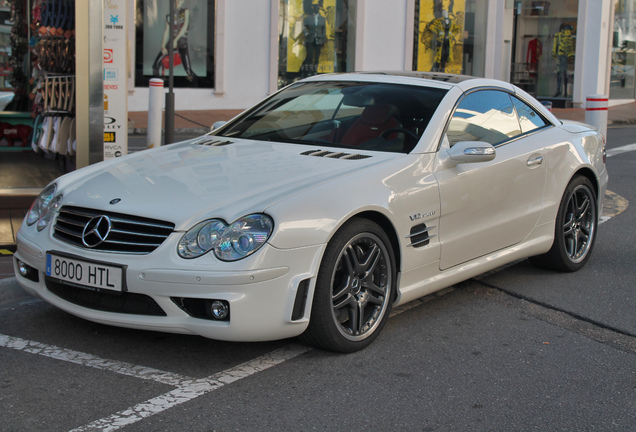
[
  {"x1": 26, "y1": 183, "x2": 62, "y2": 231},
  {"x1": 37, "y1": 194, "x2": 63, "y2": 231},
  {"x1": 178, "y1": 214, "x2": 274, "y2": 261}
]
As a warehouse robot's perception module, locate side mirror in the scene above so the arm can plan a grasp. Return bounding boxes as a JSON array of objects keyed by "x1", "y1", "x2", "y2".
[
  {"x1": 211, "y1": 120, "x2": 227, "y2": 132},
  {"x1": 447, "y1": 141, "x2": 496, "y2": 165}
]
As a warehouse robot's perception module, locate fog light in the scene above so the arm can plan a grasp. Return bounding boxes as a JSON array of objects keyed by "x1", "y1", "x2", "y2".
[
  {"x1": 210, "y1": 300, "x2": 229, "y2": 320},
  {"x1": 16, "y1": 260, "x2": 39, "y2": 282},
  {"x1": 17, "y1": 260, "x2": 29, "y2": 276}
]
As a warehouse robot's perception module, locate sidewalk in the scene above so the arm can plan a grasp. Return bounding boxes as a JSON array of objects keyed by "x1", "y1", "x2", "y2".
[
  {"x1": 127, "y1": 109, "x2": 244, "y2": 135},
  {"x1": 552, "y1": 101, "x2": 636, "y2": 125}
]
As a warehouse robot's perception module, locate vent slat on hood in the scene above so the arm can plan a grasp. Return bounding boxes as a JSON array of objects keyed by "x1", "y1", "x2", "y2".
[
  {"x1": 300, "y1": 149, "x2": 371, "y2": 160},
  {"x1": 195, "y1": 139, "x2": 234, "y2": 146}
]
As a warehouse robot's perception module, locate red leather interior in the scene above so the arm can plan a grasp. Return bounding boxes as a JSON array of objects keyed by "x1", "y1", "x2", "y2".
[{"x1": 340, "y1": 104, "x2": 400, "y2": 146}]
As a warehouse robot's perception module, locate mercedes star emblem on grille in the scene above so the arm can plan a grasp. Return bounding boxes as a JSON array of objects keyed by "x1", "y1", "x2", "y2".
[{"x1": 82, "y1": 215, "x2": 112, "y2": 248}]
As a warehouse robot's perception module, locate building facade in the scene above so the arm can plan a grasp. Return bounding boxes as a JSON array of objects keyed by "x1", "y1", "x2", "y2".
[
  {"x1": 0, "y1": 0, "x2": 631, "y2": 173},
  {"x1": 127, "y1": 0, "x2": 626, "y2": 113}
]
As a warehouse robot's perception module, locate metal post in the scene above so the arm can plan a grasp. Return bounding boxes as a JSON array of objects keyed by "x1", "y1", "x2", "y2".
[
  {"x1": 165, "y1": 0, "x2": 175, "y2": 145},
  {"x1": 147, "y1": 79, "x2": 164, "y2": 148},
  {"x1": 585, "y1": 95, "x2": 608, "y2": 138}
]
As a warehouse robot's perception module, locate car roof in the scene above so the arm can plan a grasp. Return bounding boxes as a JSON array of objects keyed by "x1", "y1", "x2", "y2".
[
  {"x1": 358, "y1": 70, "x2": 476, "y2": 84},
  {"x1": 300, "y1": 71, "x2": 514, "y2": 93}
]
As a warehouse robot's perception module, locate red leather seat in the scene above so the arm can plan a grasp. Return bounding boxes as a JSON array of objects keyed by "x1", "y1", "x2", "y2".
[{"x1": 340, "y1": 104, "x2": 401, "y2": 147}]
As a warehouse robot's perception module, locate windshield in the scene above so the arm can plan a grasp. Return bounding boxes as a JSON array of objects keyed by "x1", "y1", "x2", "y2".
[{"x1": 218, "y1": 81, "x2": 447, "y2": 154}]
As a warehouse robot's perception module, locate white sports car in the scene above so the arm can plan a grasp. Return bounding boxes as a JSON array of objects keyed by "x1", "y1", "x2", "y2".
[{"x1": 14, "y1": 72, "x2": 608, "y2": 352}]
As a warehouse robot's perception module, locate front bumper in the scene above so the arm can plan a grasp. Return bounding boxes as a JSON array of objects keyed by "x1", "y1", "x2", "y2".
[{"x1": 14, "y1": 229, "x2": 325, "y2": 342}]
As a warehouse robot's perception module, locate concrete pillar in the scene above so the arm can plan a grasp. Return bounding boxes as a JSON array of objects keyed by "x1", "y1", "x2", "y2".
[
  {"x1": 75, "y1": 1, "x2": 104, "y2": 168},
  {"x1": 573, "y1": 0, "x2": 613, "y2": 108}
]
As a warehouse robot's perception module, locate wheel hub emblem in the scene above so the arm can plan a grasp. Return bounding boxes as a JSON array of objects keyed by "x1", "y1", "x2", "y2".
[
  {"x1": 82, "y1": 215, "x2": 112, "y2": 248},
  {"x1": 351, "y1": 277, "x2": 361, "y2": 295}
]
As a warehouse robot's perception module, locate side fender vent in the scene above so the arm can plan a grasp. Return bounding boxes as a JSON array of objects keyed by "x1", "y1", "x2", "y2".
[
  {"x1": 300, "y1": 149, "x2": 371, "y2": 160},
  {"x1": 407, "y1": 223, "x2": 436, "y2": 248}
]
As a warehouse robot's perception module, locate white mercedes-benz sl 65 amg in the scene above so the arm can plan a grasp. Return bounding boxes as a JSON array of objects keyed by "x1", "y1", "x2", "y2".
[{"x1": 14, "y1": 72, "x2": 608, "y2": 352}]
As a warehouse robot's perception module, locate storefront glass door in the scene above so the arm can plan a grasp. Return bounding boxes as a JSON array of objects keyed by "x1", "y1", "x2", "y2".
[
  {"x1": 510, "y1": 0, "x2": 579, "y2": 106},
  {"x1": 611, "y1": 0, "x2": 636, "y2": 100}
]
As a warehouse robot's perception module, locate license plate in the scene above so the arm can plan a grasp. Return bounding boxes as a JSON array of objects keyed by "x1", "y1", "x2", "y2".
[{"x1": 46, "y1": 253, "x2": 124, "y2": 292}]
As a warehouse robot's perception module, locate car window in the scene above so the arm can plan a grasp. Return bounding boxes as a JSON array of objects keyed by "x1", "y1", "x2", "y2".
[
  {"x1": 446, "y1": 90, "x2": 522, "y2": 147},
  {"x1": 512, "y1": 96, "x2": 548, "y2": 133},
  {"x1": 220, "y1": 81, "x2": 447, "y2": 154}
]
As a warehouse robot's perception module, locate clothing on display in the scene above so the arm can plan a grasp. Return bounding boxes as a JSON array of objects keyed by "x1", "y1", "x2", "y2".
[{"x1": 29, "y1": 0, "x2": 77, "y2": 161}]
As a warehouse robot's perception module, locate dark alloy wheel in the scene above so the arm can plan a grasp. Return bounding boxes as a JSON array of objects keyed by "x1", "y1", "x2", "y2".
[
  {"x1": 300, "y1": 218, "x2": 396, "y2": 352},
  {"x1": 530, "y1": 176, "x2": 598, "y2": 272}
]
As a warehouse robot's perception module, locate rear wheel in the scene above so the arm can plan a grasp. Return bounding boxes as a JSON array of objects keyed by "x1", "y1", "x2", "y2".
[
  {"x1": 530, "y1": 176, "x2": 598, "y2": 272},
  {"x1": 300, "y1": 218, "x2": 396, "y2": 352}
]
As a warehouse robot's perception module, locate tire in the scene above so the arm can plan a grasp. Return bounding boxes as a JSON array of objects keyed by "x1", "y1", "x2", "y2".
[
  {"x1": 530, "y1": 176, "x2": 598, "y2": 272},
  {"x1": 300, "y1": 218, "x2": 396, "y2": 353}
]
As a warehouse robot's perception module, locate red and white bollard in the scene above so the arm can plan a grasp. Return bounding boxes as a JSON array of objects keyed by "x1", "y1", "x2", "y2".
[
  {"x1": 585, "y1": 95, "x2": 608, "y2": 138},
  {"x1": 147, "y1": 79, "x2": 164, "y2": 148}
]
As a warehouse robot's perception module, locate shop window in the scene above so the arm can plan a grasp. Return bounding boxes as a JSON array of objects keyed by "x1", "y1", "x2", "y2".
[
  {"x1": 611, "y1": 0, "x2": 636, "y2": 100},
  {"x1": 277, "y1": 0, "x2": 357, "y2": 88},
  {"x1": 135, "y1": 0, "x2": 215, "y2": 88},
  {"x1": 413, "y1": 0, "x2": 488, "y2": 77},
  {"x1": 510, "y1": 0, "x2": 578, "y2": 104},
  {"x1": 0, "y1": 3, "x2": 11, "y2": 92}
]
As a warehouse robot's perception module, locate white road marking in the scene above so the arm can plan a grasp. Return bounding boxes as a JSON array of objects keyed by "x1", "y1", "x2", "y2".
[
  {"x1": 0, "y1": 334, "x2": 190, "y2": 386},
  {"x1": 1, "y1": 290, "x2": 437, "y2": 431},
  {"x1": 71, "y1": 344, "x2": 309, "y2": 431},
  {"x1": 0, "y1": 333, "x2": 309, "y2": 431},
  {"x1": 606, "y1": 143, "x2": 636, "y2": 157}
]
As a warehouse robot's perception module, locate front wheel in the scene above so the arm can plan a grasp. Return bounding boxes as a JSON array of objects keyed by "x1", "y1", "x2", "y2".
[
  {"x1": 300, "y1": 219, "x2": 396, "y2": 352},
  {"x1": 530, "y1": 176, "x2": 598, "y2": 272}
]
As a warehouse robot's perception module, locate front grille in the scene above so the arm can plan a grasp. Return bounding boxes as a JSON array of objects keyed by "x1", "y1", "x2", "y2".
[
  {"x1": 46, "y1": 277, "x2": 166, "y2": 316},
  {"x1": 53, "y1": 206, "x2": 175, "y2": 254}
]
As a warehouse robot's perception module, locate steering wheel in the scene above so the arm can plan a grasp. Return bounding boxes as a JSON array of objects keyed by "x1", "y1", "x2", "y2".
[{"x1": 380, "y1": 127, "x2": 419, "y2": 141}]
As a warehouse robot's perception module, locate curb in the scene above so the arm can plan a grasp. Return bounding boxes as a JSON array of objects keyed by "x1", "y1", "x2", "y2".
[
  {"x1": 609, "y1": 120, "x2": 636, "y2": 126},
  {"x1": 128, "y1": 127, "x2": 210, "y2": 136}
]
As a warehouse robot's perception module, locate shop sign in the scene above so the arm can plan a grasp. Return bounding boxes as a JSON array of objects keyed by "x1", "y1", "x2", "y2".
[{"x1": 103, "y1": 0, "x2": 127, "y2": 159}]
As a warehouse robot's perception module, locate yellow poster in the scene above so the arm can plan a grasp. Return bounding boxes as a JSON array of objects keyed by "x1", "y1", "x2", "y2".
[
  {"x1": 286, "y1": 0, "x2": 336, "y2": 75},
  {"x1": 417, "y1": 0, "x2": 466, "y2": 74}
]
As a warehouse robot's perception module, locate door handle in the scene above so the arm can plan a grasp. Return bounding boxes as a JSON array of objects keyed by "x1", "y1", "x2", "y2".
[{"x1": 527, "y1": 155, "x2": 543, "y2": 167}]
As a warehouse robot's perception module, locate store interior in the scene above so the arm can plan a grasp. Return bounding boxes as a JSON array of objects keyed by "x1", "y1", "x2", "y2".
[
  {"x1": 510, "y1": 0, "x2": 580, "y2": 107},
  {"x1": 1, "y1": 0, "x2": 74, "y2": 189}
]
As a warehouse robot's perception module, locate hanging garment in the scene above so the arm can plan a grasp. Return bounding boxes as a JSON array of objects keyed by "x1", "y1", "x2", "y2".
[{"x1": 526, "y1": 38, "x2": 542, "y2": 76}]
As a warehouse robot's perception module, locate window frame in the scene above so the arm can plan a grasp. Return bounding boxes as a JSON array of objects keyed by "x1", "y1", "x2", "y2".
[{"x1": 441, "y1": 87, "x2": 553, "y2": 150}]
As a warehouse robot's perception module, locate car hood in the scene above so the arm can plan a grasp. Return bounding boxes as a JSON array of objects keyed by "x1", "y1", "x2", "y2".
[{"x1": 57, "y1": 137, "x2": 402, "y2": 229}]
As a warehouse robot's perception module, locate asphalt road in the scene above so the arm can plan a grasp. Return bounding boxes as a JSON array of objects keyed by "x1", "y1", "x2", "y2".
[{"x1": 0, "y1": 127, "x2": 634, "y2": 431}]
